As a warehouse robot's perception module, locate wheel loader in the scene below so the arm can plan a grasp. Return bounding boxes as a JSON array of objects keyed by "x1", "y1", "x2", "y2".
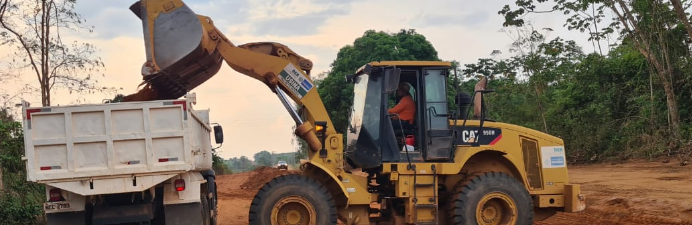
[{"x1": 128, "y1": 1, "x2": 586, "y2": 224}]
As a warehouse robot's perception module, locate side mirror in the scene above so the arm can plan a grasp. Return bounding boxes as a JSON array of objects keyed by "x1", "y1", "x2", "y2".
[
  {"x1": 384, "y1": 67, "x2": 401, "y2": 93},
  {"x1": 345, "y1": 74, "x2": 355, "y2": 83},
  {"x1": 213, "y1": 125, "x2": 224, "y2": 144}
]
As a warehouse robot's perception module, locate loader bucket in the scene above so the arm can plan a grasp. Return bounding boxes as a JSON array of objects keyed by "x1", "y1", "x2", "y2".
[{"x1": 129, "y1": 1, "x2": 223, "y2": 100}]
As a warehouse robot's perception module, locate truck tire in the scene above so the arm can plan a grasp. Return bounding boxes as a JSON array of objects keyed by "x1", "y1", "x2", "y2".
[
  {"x1": 248, "y1": 174, "x2": 337, "y2": 225},
  {"x1": 206, "y1": 176, "x2": 218, "y2": 225},
  {"x1": 201, "y1": 194, "x2": 211, "y2": 225},
  {"x1": 449, "y1": 172, "x2": 533, "y2": 225}
]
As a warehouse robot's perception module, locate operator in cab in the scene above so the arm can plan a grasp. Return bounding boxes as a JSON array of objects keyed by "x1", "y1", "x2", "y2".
[{"x1": 388, "y1": 82, "x2": 415, "y2": 130}]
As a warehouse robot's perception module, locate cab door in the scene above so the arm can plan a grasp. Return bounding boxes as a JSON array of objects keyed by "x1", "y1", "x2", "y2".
[{"x1": 422, "y1": 68, "x2": 453, "y2": 161}]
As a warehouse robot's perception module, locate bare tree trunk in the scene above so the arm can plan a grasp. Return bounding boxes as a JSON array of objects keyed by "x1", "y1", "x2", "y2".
[
  {"x1": 610, "y1": 0, "x2": 681, "y2": 139},
  {"x1": 670, "y1": 0, "x2": 692, "y2": 46},
  {"x1": 529, "y1": 77, "x2": 548, "y2": 133},
  {"x1": 42, "y1": 0, "x2": 51, "y2": 106}
]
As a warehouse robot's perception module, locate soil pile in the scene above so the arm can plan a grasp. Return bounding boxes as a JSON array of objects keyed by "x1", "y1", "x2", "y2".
[
  {"x1": 122, "y1": 85, "x2": 161, "y2": 102},
  {"x1": 239, "y1": 166, "x2": 299, "y2": 190}
]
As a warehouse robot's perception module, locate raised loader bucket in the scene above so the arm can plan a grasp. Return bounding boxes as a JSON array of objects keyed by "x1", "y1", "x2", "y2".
[{"x1": 129, "y1": 0, "x2": 223, "y2": 100}]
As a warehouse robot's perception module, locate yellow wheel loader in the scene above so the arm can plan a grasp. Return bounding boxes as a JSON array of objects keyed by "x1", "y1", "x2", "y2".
[{"x1": 129, "y1": 1, "x2": 586, "y2": 224}]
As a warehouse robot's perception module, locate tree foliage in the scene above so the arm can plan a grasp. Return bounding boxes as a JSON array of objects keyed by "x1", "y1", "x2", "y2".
[
  {"x1": 226, "y1": 156, "x2": 254, "y2": 173},
  {"x1": 499, "y1": 0, "x2": 692, "y2": 140},
  {"x1": 455, "y1": 0, "x2": 692, "y2": 162},
  {"x1": 0, "y1": 0, "x2": 116, "y2": 106},
  {"x1": 316, "y1": 29, "x2": 440, "y2": 135},
  {"x1": 0, "y1": 109, "x2": 44, "y2": 224},
  {"x1": 253, "y1": 150, "x2": 273, "y2": 167},
  {"x1": 212, "y1": 153, "x2": 231, "y2": 175}
]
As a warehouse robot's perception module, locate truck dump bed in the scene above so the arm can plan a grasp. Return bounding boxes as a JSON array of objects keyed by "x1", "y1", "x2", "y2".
[{"x1": 21, "y1": 95, "x2": 213, "y2": 184}]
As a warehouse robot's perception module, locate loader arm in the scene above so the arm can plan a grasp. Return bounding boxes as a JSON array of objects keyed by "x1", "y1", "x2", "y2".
[{"x1": 130, "y1": 0, "x2": 333, "y2": 152}]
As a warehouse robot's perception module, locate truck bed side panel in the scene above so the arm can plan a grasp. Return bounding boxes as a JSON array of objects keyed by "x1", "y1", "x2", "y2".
[{"x1": 23, "y1": 100, "x2": 212, "y2": 183}]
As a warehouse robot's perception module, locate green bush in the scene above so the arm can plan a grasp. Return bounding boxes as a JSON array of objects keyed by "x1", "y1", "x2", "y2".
[{"x1": 1, "y1": 110, "x2": 45, "y2": 224}]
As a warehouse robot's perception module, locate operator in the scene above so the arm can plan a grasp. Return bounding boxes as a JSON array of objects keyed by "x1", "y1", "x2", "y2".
[{"x1": 388, "y1": 82, "x2": 415, "y2": 130}]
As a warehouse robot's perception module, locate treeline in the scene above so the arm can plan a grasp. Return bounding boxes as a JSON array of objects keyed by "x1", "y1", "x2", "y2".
[
  {"x1": 460, "y1": 33, "x2": 690, "y2": 163},
  {"x1": 224, "y1": 151, "x2": 298, "y2": 173},
  {"x1": 474, "y1": 0, "x2": 692, "y2": 163}
]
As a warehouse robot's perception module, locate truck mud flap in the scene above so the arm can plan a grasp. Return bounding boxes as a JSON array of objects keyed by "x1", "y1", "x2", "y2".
[
  {"x1": 46, "y1": 211, "x2": 86, "y2": 225},
  {"x1": 92, "y1": 203, "x2": 154, "y2": 225},
  {"x1": 165, "y1": 202, "x2": 203, "y2": 225}
]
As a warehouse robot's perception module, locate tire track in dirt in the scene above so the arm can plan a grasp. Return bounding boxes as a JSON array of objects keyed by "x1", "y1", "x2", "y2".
[{"x1": 537, "y1": 209, "x2": 692, "y2": 225}]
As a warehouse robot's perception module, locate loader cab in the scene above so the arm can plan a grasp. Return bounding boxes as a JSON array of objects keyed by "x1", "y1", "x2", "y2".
[{"x1": 345, "y1": 61, "x2": 456, "y2": 169}]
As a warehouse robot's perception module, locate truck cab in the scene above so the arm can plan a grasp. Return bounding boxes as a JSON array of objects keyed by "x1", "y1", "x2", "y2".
[{"x1": 345, "y1": 61, "x2": 458, "y2": 169}]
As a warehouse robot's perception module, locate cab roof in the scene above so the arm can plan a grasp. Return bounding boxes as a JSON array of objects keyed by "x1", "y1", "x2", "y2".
[{"x1": 355, "y1": 61, "x2": 452, "y2": 75}]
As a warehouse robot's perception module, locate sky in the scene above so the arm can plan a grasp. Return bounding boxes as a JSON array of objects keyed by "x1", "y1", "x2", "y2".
[{"x1": 0, "y1": 0, "x2": 609, "y2": 160}]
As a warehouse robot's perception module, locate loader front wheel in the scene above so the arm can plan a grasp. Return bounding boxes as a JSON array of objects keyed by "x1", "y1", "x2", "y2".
[
  {"x1": 449, "y1": 172, "x2": 533, "y2": 225},
  {"x1": 249, "y1": 174, "x2": 337, "y2": 225}
]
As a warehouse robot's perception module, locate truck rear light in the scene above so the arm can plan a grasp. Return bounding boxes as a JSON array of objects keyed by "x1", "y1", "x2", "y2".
[
  {"x1": 174, "y1": 179, "x2": 185, "y2": 191},
  {"x1": 172, "y1": 101, "x2": 187, "y2": 110},
  {"x1": 49, "y1": 188, "x2": 62, "y2": 202},
  {"x1": 40, "y1": 166, "x2": 61, "y2": 170},
  {"x1": 158, "y1": 157, "x2": 178, "y2": 162},
  {"x1": 26, "y1": 109, "x2": 41, "y2": 120}
]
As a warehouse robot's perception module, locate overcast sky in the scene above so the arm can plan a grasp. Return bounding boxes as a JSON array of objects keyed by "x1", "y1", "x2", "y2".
[{"x1": 2, "y1": 0, "x2": 608, "y2": 160}]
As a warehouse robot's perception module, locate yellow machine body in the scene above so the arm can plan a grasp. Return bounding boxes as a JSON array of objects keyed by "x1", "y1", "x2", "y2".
[{"x1": 129, "y1": 1, "x2": 585, "y2": 224}]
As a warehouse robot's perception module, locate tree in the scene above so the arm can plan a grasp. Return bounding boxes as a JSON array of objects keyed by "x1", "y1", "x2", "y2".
[
  {"x1": 253, "y1": 150, "x2": 272, "y2": 167},
  {"x1": 105, "y1": 94, "x2": 125, "y2": 103},
  {"x1": 317, "y1": 29, "x2": 440, "y2": 135},
  {"x1": 0, "y1": 0, "x2": 113, "y2": 106},
  {"x1": 499, "y1": 0, "x2": 686, "y2": 139},
  {"x1": 0, "y1": 108, "x2": 44, "y2": 224},
  {"x1": 212, "y1": 153, "x2": 230, "y2": 175},
  {"x1": 238, "y1": 156, "x2": 253, "y2": 171}
]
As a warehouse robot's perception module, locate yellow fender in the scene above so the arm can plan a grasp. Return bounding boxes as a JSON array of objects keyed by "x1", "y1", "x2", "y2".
[{"x1": 301, "y1": 161, "x2": 351, "y2": 205}]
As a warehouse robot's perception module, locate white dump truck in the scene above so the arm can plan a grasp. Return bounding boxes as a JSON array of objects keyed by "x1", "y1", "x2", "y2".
[{"x1": 20, "y1": 93, "x2": 222, "y2": 225}]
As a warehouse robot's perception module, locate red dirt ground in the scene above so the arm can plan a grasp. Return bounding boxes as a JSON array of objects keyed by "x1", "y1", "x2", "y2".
[{"x1": 216, "y1": 159, "x2": 692, "y2": 225}]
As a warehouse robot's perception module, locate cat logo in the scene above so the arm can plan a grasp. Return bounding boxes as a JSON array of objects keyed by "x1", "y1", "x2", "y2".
[{"x1": 462, "y1": 130, "x2": 479, "y2": 142}]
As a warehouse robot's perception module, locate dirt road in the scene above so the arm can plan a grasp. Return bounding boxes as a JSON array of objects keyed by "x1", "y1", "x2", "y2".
[
  {"x1": 217, "y1": 160, "x2": 692, "y2": 225},
  {"x1": 537, "y1": 159, "x2": 692, "y2": 225}
]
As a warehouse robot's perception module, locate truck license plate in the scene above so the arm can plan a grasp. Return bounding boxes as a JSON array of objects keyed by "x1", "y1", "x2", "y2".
[{"x1": 44, "y1": 202, "x2": 70, "y2": 211}]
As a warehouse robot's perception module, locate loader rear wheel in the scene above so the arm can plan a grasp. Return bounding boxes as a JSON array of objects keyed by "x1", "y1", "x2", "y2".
[
  {"x1": 449, "y1": 172, "x2": 533, "y2": 225},
  {"x1": 249, "y1": 174, "x2": 337, "y2": 225}
]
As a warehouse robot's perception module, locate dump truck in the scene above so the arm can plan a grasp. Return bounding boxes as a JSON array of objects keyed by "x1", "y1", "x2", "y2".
[
  {"x1": 20, "y1": 93, "x2": 224, "y2": 225},
  {"x1": 86, "y1": 0, "x2": 585, "y2": 224}
]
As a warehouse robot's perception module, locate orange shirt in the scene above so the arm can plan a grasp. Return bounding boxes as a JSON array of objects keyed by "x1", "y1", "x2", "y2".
[{"x1": 388, "y1": 95, "x2": 415, "y2": 124}]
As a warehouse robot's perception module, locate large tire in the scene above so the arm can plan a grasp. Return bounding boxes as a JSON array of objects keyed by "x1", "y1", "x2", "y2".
[
  {"x1": 207, "y1": 176, "x2": 218, "y2": 225},
  {"x1": 249, "y1": 174, "x2": 337, "y2": 225},
  {"x1": 449, "y1": 172, "x2": 533, "y2": 225},
  {"x1": 201, "y1": 194, "x2": 211, "y2": 225}
]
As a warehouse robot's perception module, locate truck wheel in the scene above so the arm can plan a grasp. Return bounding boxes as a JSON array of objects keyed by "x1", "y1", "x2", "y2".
[
  {"x1": 201, "y1": 194, "x2": 211, "y2": 225},
  {"x1": 449, "y1": 172, "x2": 533, "y2": 225},
  {"x1": 207, "y1": 176, "x2": 218, "y2": 225},
  {"x1": 249, "y1": 174, "x2": 337, "y2": 225}
]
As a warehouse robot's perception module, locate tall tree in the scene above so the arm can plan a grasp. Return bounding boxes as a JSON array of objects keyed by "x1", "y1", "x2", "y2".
[
  {"x1": 499, "y1": 0, "x2": 685, "y2": 139},
  {"x1": 0, "y1": 0, "x2": 109, "y2": 106},
  {"x1": 317, "y1": 29, "x2": 440, "y2": 135}
]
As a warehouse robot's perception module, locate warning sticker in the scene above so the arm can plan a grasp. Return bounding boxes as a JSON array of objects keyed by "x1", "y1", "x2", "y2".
[
  {"x1": 278, "y1": 63, "x2": 313, "y2": 99},
  {"x1": 541, "y1": 146, "x2": 566, "y2": 168}
]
